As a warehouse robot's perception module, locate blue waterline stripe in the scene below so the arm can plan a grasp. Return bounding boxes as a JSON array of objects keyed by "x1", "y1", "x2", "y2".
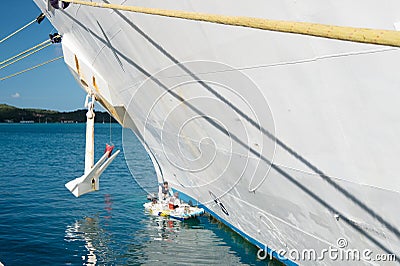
[{"x1": 172, "y1": 188, "x2": 297, "y2": 266}]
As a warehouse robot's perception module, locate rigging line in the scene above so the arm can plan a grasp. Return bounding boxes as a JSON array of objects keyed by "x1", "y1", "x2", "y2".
[
  {"x1": 0, "y1": 43, "x2": 52, "y2": 70},
  {"x1": 0, "y1": 56, "x2": 64, "y2": 81},
  {"x1": 0, "y1": 39, "x2": 51, "y2": 66},
  {"x1": 63, "y1": 0, "x2": 400, "y2": 47},
  {"x1": 0, "y1": 13, "x2": 45, "y2": 44},
  {"x1": 0, "y1": 19, "x2": 36, "y2": 44},
  {"x1": 109, "y1": 114, "x2": 112, "y2": 144}
]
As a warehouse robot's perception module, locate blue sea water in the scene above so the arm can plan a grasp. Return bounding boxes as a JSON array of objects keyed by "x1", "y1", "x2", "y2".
[{"x1": 0, "y1": 123, "x2": 276, "y2": 265}]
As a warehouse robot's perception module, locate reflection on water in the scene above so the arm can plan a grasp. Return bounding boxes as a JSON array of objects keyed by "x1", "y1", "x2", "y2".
[
  {"x1": 64, "y1": 202, "x2": 279, "y2": 265},
  {"x1": 65, "y1": 217, "x2": 99, "y2": 265},
  {"x1": 139, "y1": 216, "x2": 247, "y2": 265},
  {"x1": 104, "y1": 194, "x2": 113, "y2": 220},
  {"x1": 1, "y1": 124, "x2": 278, "y2": 265},
  {"x1": 64, "y1": 194, "x2": 118, "y2": 265}
]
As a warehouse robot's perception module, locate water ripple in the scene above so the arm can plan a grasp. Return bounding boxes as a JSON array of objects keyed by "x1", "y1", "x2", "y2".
[{"x1": 0, "y1": 124, "x2": 278, "y2": 265}]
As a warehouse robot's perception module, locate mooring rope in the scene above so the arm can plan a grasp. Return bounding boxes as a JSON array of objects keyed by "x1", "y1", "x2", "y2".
[
  {"x1": 0, "y1": 13, "x2": 45, "y2": 44},
  {"x1": 0, "y1": 39, "x2": 51, "y2": 66},
  {"x1": 61, "y1": 0, "x2": 400, "y2": 47},
  {"x1": 0, "y1": 56, "x2": 64, "y2": 81},
  {"x1": 0, "y1": 43, "x2": 52, "y2": 70}
]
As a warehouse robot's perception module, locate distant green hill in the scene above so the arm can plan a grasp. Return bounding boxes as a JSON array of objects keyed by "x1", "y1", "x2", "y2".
[{"x1": 0, "y1": 104, "x2": 117, "y2": 123}]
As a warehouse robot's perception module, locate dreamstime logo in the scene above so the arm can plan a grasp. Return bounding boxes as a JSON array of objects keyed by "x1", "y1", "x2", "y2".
[
  {"x1": 257, "y1": 238, "x2": 396, "y2": 262},
  {"x1": 336, "y1": 237, "x2": 348, "y2": 248},
  {"x1": 122, "y1": 61, "x2": 276, "y2": 199}
]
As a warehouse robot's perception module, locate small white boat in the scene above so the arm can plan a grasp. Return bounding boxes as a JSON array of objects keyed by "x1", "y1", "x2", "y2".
[{"x1": 144, "y1": 200, "x2": 205, "y2": 221}]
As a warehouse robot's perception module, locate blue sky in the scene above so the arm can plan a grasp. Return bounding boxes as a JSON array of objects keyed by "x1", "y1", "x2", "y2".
[{"x1": 0, "y1": 1, "x2": 86, "y2": 111}]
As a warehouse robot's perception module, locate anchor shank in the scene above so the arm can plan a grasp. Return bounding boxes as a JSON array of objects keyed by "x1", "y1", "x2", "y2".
[{"x1": 84, "y1": 95, "x2": 95, "y2": 174}]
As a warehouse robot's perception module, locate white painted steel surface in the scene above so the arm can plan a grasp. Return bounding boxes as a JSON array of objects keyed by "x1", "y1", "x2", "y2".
[{"x1": 35, "y1": 0, "x2": 400, "y2": 264}]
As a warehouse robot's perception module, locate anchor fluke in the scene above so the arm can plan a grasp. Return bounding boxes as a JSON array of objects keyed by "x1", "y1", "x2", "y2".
[{"x1": 65, "y1": 148, "x2": 120, "y2": 197}]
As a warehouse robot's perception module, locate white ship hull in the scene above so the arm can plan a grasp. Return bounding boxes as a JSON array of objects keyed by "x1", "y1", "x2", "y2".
[{"x1": 34, "y1": 0, "x2": 400, "y2": 264}]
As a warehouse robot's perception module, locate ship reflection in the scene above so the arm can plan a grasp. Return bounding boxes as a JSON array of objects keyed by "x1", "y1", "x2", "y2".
[
  {"x1": 64, "y1": 195, "x2": 114, "y2": 265},
  {"x1": 148, "y1": 215, "x2": 202, "y2": 242},
  {"x1": 64, "y1": 202, "x2": 278, "y2": 265},
  {"x1": 135, "y1": 215, "x2": 280, "y2": 265},
  {"x1": 64, "y1": 216, "x2": 100, "y2": 265},
  {"x1": 151, "y1": 216, "x2": 180, "y2": 242}
]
